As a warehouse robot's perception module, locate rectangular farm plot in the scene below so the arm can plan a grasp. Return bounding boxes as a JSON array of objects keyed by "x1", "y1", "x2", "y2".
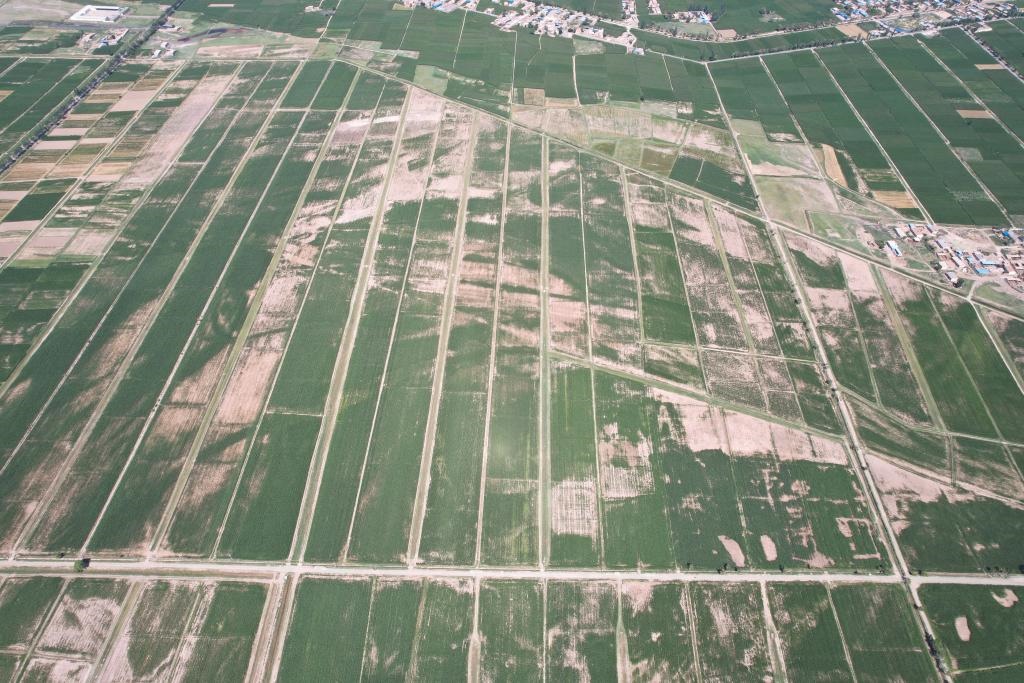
[
  {"x1": 478, "y1": 580, "x2": 544, "y2": 681},
  {"x1": 95, "y1": 580, "x2": 203, "y2": 681},
  {"x1": 767, "y1": 583, "x2": 854, "y2": 680},
  {"x1": 360, "y1": 578, "x2": 474, "y2": 680},
  {"x1": 0, "y1": 576, "x2": 63, "y2": 652},
  {"x1": 787, "y1": 234, "x2": 932, "y2": 425},
  {"x1": 276, "y1": 577, "x2": 373, "y2": 680},
  {"x1": 581, "y1": 155, "x2": 641, "y2": 369},
  {"x1": 547, "y1": 142, "x2": 590, "y2": 358},
  {"x1": 764, "y1": 50, "x2": 908, "y2": 198},
  {"x1": 621, "y1": 582, "x2": 698, "y2": 680},
  {"x1": 710, "y1": 58, "x2": 800, "y2": 140},
  {"x1": 345, "y1": 101, "x2": 476, "y2": 565},
  {"x1": 828, "y1": 584, "x2": 936, "y2": 680},
  {"x1": 416, "y1": 117, "x2": 508, "y2": 566},
  {"x1": 626, "y1": 172, "x2": 695, "y2": 346},
  {"x1": 689, "y1": 583, "x2": 773, "y2": 681},
  {"x1": 668, "y1": 193, "x2": 747, "y2": 352},
  {"x1": 215, "y1": 413, "x2": 322, "y2": 560},
  {"x1": 479, "y1": 128, "x2": 544, "y2": 567},
  {"x1": 594, "y1": 373, "x2": 883, "y2": 571},
  {"x1": 548, "y1": 359, "x2": 601, "y2": 567},
  {"x1": 594, "y1": 372, "x2": 674, "y2": 570},
  {"x1": 173, "y1": 582, "x2": 268, "y2": 681},
  {"x1": 545, "y1": 581, "x2": 618, "y2": 682},
  {"x1": 300, "y1": 83, "x2": 452, "y2": 565},
  {"x1": 953, "y1": 436, "x2": 1024, "y2": 501},
  {"x1": 869, "y1": 453, "x2": 1024, "y2": 573},
  {"x1": 35, "y1": 578, "x2": 130, "y2": 659},
  {"x1": 0, "y1": 576, "x2": 267, "y2": 682},
  {"x1": 924, "y1": 29, "x2": 1024, "y2": 144},
  {"x1": 920, "y1": 584, "x2": 1024, "y2": 679},
  {"x1": 0, "y1": 261, "x2": 90, "y2": 381},
  {"x1": 713, "y1": 207, "x2": 811, "y2": 361},
  {"x1": 882, "y1": 270, "x2": 1024, "y2": 442}
]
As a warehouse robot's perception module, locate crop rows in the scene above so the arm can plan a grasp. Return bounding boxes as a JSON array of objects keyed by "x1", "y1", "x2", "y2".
[{"x1": 274, "y1": 576, "x2": 936, "y2": 681}]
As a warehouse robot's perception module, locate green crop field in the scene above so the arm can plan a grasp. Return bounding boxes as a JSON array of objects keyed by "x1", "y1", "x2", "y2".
[
  {"x1": 920, "y1": 584, "x2": 1024, "y2": 678},
  {"x1": 0, "y1": 2, "x2": 1023, "y2": 680}
]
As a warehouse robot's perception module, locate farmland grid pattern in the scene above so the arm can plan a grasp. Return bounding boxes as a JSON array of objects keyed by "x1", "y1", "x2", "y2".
[{"x1": 1, "y1": 3, "x2": 1024, "y2": 681}]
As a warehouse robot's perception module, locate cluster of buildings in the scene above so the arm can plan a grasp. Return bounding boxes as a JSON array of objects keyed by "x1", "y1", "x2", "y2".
[
  {"x1": 885, "y1": 223, "x2": 1024, "y2": 289},
  {"x1": 647, "y1": 0, "x2": 662, "y2": 16},
  {"x1": 80, "y1": 28, "x2": 128, "y2": 50},
  {"x1": 151, "y1": 41, "x2": 176, "y2": 59},
  {"x1": 834, "y1": 0, "x2": 1018, "y2": 34},
  {"x1": 401, "y1": 0, "x2": 647, "y2": 51},
  {"x1": 667, "y1": 10, "x2": 714, "y2": 24}
]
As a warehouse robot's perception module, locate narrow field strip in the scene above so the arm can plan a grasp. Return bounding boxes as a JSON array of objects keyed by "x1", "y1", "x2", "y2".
[
  {"x1": 20, "y1": 81, "x2": 314, "y2": 557},
  {"x1": 0, "y1": 63, "x2": 289, "y2": 557}
]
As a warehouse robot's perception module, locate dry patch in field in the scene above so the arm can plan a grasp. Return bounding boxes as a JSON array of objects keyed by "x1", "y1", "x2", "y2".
[
  {"x1": 121, "y1": 72, "x2": 235, "y2": 189},
  {"x1": 550, "y1": 480, "x2": 599, "y2": 538},
  {"x1": 992, "y1": 588, "x2": 1018, "y2": 607},
  {"x1": 954, "y1": 615, "x2": 971, "y2": 641},
  {"x1": 6, "y1": 161, "x2": 57, "y2": 181},
  {"x1": 196, "y1": 43, "x2": 263, "y2": 59},
  {"x1": 35, "y1": 139, "x2": 76, "y2": 151},
  {"x1": 821, "y1": 144, "x2": 846, "y2": 187},
  {"x1": 837, "y1": 23, "x2": 869, "y2": 38},
  {"x1": 110, "y1": 89, "x2": 159, "y2": 113},
  {"x1": 759, "y1": 534, "x2": 777, "y2": 562},
  {"x1": 718, "y1": 535, "x2": 746, "y2": 566},
  {"x1": 20, "y1": 228, "x2": 76, "y2": 259},
  {"x1": 38, "y1": 594, "x2": 122, "y2": 656},
  {"x1": 868, "y1": 454, "x2": 968, "y2": 534},
  {"x1": 48, "y1": 127, "x2": 89, "y2": 138},
  {"x1": 957, "y1": 109, "x2": 994, "y2": 119},
  {"x1": 598, "y1": 421, "x2": 655, "y2": 499},
  {"x1": 872, "y1": 189, "x2": 918, "y2": 209},
  {"x1": 724, "y1": 411, "x2": 773, "y2": 457}
]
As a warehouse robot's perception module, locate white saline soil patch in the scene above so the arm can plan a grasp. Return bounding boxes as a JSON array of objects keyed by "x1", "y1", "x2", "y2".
[
  {"x1": 723, "y1": 411, "x2": 774, "y2": 457},
  {"x1": 549, "y1": 480, "x2": 598, "y2": 538},
  {"x1": 121, "y1": 72, "x2": 235, "y2": 189},
  {"x1": 955, "y1": 615, "x2": 971, "y2": 641},
  {"x1": 992, "y1": 588, "x2": 1019, "y2": 607},
  {"x1": 718, "y1": 535, "x2": 746, "y2": 567},
  {"x1": 598, "y1": 422, "x2": 655, "y2": 499},
  {"x1": 760, "y1": 534, "x2": 778, "y2": 562},
  {"x1": 621, "y1": 581, "x2": 655, "y2": 613}
]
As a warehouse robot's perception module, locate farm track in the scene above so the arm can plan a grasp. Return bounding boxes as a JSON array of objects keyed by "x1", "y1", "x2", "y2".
[{"x1": 0, "y1": 557, "x2": 1021, "y2": 587}]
